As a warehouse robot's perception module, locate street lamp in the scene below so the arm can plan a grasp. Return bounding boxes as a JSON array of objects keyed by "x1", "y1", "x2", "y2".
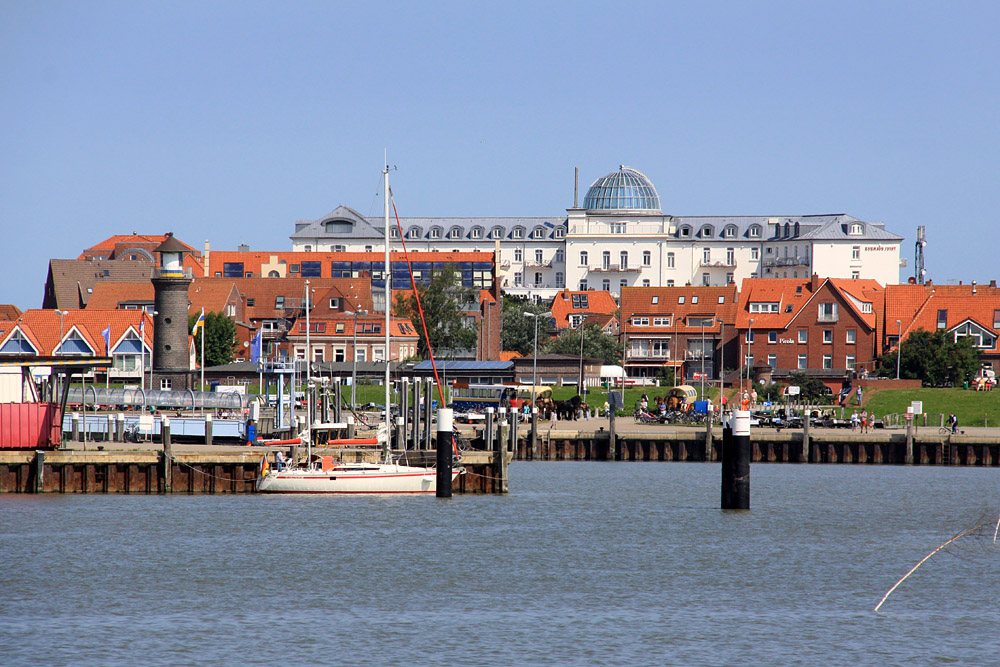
[
  {"x1": 896, "y1": 319, "x2": 902, "y2": 380},
  {"x1": 524, "y1": 311, "x2": 552, "y2": 408},
  {"x1": 345, "y1": 309, "x2": 367, "y2": 408},
  {"x1": 747, "y1": 318, "x2": 755, "y2": 392},
  {"x1": 700, "y1": 317, "x2": 707, "y2": 400}
]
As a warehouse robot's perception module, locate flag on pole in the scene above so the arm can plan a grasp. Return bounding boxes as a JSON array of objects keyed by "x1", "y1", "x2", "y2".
[
  {"x1": 191, "y1": 308, "x2": 205, "y2": 336},
  {"x1": 139, "y1": 316, "x2": 145, "y2": 340},
  {"x1": 101, "y1": 326, "x2": 111, "y2": 355},
  {"x1": 250, "y1": 328, "x2": 263, "y2": 364}
]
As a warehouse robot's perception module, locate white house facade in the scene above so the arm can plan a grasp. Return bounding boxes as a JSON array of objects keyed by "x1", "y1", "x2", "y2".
[{"x1": 289, "y1": 167, "x2": 904, "y2": 299}]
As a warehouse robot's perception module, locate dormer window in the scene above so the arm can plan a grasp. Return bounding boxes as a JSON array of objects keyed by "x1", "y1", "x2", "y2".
[
  {"x1": 429, "y1": 226, "x2": 442, "y2": 239},
  {"x1": 450, "y1": 226, "x2": 463, "y2": 239},
  {"x1": 679, "y1": 225, "x2": 691, "y2": 238},
  {"x1": 554, "y1": 226, "x2": 566, "y2": 239},
  {"x1": 678, "y1": 296, "x2": 685, "y2": 304},
  {"x1": 407, "y1": 227, "x2": 421, "y2": 239},
  {"x1": 748, "y1": 224, "x2": 761, "y2": 238},
  {"x1": 491, "y1": 226, "x2": 504, "y2": 239},
  {"x1": 723, "y1": 225, "x2": 736, "y2": 238},
  {"x1": 512, "y1": 226, "x2": 524, "y2": 239},
  {"x1": 849, "y1": 223, "x2": 863, "y2": 235},
  {"x1": 389, "y1": 227, "x2": 399, "y2": 238},
  {"x1": 701, "y1": 225, "x2": 714, "y2": 237},
  {"x1": 532, "y1": 226, "x2": 545, "y2": 239},
  {"x1": 471, "y1": 226, "x2": 483, "y2": 239},
  {"x1": 652, "y1": 296, "x2": 659, "y2": 304}
]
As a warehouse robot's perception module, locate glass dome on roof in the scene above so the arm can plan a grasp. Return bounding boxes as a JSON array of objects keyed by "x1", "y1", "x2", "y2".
[{"x1": 583, "y1": 166, "x2": 661, "y2": 213}]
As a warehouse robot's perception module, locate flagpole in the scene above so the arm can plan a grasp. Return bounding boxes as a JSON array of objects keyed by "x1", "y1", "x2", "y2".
[{"x1": 200, "y1": 319, "x2": 205, "y2": 415}]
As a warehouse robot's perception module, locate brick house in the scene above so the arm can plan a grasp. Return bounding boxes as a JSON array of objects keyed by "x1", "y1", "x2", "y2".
[
  {"x1": 735, "y1": 275, "x2": 883, "y2": 391},
  {"x1": 620, "y1": 285, "x2": 739, "y2": 382}
]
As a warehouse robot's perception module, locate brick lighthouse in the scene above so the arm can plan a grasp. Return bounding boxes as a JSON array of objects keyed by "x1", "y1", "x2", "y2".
[{"x1": 151, "y1": 233, "x2": 193, "y2": 391}]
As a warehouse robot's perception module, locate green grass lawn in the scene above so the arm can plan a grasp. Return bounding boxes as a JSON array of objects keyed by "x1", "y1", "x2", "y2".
[{"x1": 862, "y1": 387, "x2": 1000, "y2": 427}]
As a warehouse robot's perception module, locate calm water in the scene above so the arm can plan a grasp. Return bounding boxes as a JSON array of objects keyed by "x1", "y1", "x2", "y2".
[{"x1": 2, "y1": 463, "x2": 999, "y2": 666}]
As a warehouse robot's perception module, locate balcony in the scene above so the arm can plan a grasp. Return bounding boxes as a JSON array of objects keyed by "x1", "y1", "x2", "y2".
[
  {"x1": 683, "y1": 350, "x2": 713, "y2": 360},
  {"x1": 762, "y1": 256, "x2": 809, "y2": 268},
  {"x1": 627, "y1": 349, "x2": 672, "y2": 360},
  {"x1": 699, "y1": 259, "x2": 737, "y2": 269},
  {"x1": 589, "y1": 265, "x2": 643, "y2": 273},
  {"x1": 817, "y1": 314, "x2": 838, "y2": 323}
]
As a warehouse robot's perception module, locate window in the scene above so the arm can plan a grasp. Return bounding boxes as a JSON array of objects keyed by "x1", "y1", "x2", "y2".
[
  {"x1": 937, "y1": 309, "x2": 948, "y2": 329},
  {"x1": 678, "y1": 296, "x2": 685, "y2": 304},
  {"x1": 718, "y1": 296, "x2": 725, "y2": 304},
  {"x1": 610, "y1": 222, "x2": 626, "y2": 234},
  {"x1": 846, "y1": 329, "x2": 856, "y2": 344},
  {"x1": 602, "y1": 279, "x2": 610, "y2": 291},
  {"x1": 823, "y1": 329, "x2": 833, "y2": 344},
  {"x1": 818, "y1": 303, "x2": 838, "y2": 322},
  {"x1": 653, "y1": 317, "x2": 670, "y2": 326},
  {"x1": 726, "y1": 248, "x2": 735, "y2": 265},
  {"x1": 160, "y1": 378, "x2": 172, "y2": 390},
  {"x1": 535, "y1": 249, "x2": 543, "y2": 264},
  {"x1": 471, "y1": 226, "x2": 483, "y2": 239},
  {"x1": 631, "y1": 317, "x2": 649, "y2": 326},
  {"x1": 491, "y1": 226, "x2": 503, "y2": 239},
  {"x1": 703, "y1": 248, "x2": 711, "y2": 263},
  {"x1": 579, "y1": 280, "x2": 587, "y2": 291},
  {"x1": 767, "y1": 354, "x2": 777, "y2": 368},
  {"x1": 994, "y1": 310, "x2": 1000, "y2": 329},
  {"x1": 301, "y1": 261, "x2": 322, "y2": 277},
  {"x1": 692, "y1": 296, "x2": 699, "y2": 304},
  {"x1": 365, "y1": 245, "x2": 373, "y2": 252},
  {"x1": 745, "y1": 330, "x2": 755, "y2": 343},
  {"x1": 514, "y1": 272, "x2": 522, "y2": 287},
  {"x1": 745, "y1": 353, "x2": 754, "y2": 368},
  {"x1": 642, "y1": 279, "x2": 650, "y2": 287},
  {"x1": 849, "y1": 223, "x2": 863, "y2": 235},
  {"x1": 389, "y1": 227, "x2": 399, "y2": 238},
  {"x1": 651, "y1": 295, "x2": 659, "y2": 304},
  {"x1": 797, "y1": 354, "x2": 808, "y2": 369},
  {"x1": 679, "y1": 225, "x2": 691, "y2": 238},
  {"x1": 643, "y1": 251, "x2": 651, "y2": 266},
  {"x1": 768, "y1": 331, "x2": 777, "y2": 344},
  {"x1": 620, "y1": 279, "x2": 627, "y2": 291},
  {"x1": 450, "y1": 226, "x2": 462, "y2": 239},
  {"x1": 408, "y1": 227, "x2": 421, "y2": 239},
  {"x1": 751, "y1": 247, "x2": 759, "y2": 260},
  {"x1": 724, "y1": 225, "x2": 736, "y2": 238},
  {"x1": 823, "y1": 354, "x2": 833, "y2": 369},
  {"x1": 223, "y1": 262, "x2": 244, "y2": 278},
  {"x1": 666, "y1": 252, "x2": 675, "y2": 269},
  {"x1": 554, "y1": 227, "x2": 565, "y2": 239},
  {"x1": 555, "y1": 272, "x2": 564, "y2": 287},
  {"x1": 335, "y1": 322, "x2": 345, "y2": 334},
  {"x1": 571, "y1": 294, "x2": 589, "y2": 308},
  {"x1": 275, "y1": 296, "x2": 285, "y2": 309},
  {"x1": 726, "y1": 273, "x2": 734, "y2": 284},
  {"x1": 602, "y1": 251, "x2": 611, "y2": 270},
  {"x1": 555, "y1": 249, "x2": 564, "y2": 263},
  {"x1": 701, "y1": 225, "x2": 714, "y2": 237},
  {"x1": 535, "y1": 272, "x2": 543, "y2": 287},
  {"x1": 247, "y1": 298, "x2": 255, "y2": 307},
  {"x1": 749, "y1": 225, "x2": 761, "y2": 238},
  {"x1": 846, "y1": 354, "x2": 856, "y2": 370},
  {"x1": 619, "y1": 251, "x2": 628, "y2": 269},
  {"x1": 798, "y1": 329, "x2": 807, "y2": 344},
  {"x1": 580, "y1": 251, "x2": 588, "y2": 266},
  {"x1": 532, "y1": 226, "x2": 545, "y2": 239},
  {"x1": 430, "y1": 227, "x2": 441, "y2": 239},
  {"x1": 852, "y1": 246, "x2": 860, "y2": 260},
  {"x1": 701, "y1": 273, "x2": 710, "y2": 286},
  {"x1": 226, "y1": 304, "x2": 236, "y2": 317},
  {"x1": 851, "y1": 271, "x2": 860, "y2": 280},
  {"x1": 666, "y1": 279, "x2": 675, "y2": 287}
]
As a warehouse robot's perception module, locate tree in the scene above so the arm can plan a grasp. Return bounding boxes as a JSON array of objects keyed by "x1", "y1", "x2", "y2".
[
  {"x1": 393, "y1": 266, "x2": 478, "y2": 358},
  {"x1": 783, "y1": 372, "x2": 829, "y2": 401},
  {"x1": 501, "y1": 295, "x2": 550, "y2": 356},
  {"x1": 542, "y1": 323, "x2": 621, "y2": 365},
  {"x1": 189, "y1": 311, "x2": 237, "y2": 368},
  {"x1": 875, "y1": 328, "x2": 979, "y2": 386}
]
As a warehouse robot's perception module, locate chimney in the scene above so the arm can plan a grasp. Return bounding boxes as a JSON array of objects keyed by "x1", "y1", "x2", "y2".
[
  {"x1": 204, "y1": 240, "x2": 210, "y2": 277},
  {"x1": 991, "y1": 280, "x2": 997, "y2": 288},
  {"x1": 238, "y1": 243, "x2": 249, "y2": 253},
  {"x1": 574, "y1": 167, "x2": 579, "y2": 208},
  {"x1": 972, "y1": 280, "x2": 977, "y2": 294},
  {"x1": 810, "y1": 273, "x2": 820, "y2": 292}
]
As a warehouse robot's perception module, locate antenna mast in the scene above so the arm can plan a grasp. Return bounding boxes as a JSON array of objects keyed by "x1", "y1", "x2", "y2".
[{"x1": 915, "y1": 226, "x2": 926, "y2": 284}]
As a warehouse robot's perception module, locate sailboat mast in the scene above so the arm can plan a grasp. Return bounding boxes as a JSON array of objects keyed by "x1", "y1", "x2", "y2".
[{"x1": 383, "y1": 163, "x2": 391, "y2": 458}]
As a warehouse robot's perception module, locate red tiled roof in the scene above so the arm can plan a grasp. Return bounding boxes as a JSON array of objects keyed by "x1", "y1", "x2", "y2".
[
  {"x1": 550, "y1": 290, "x2": 618, "y2": 328},
  {"x1": 0, "y1": 305, "x2": 22, "y2": 321},
  {"x1": 284, "y1": 315, "x2": 419, "y2": 339},
  {"x1": 621, "y1": 285, "x2": 738, "y2": 335},
  {"x1": 86, "y1": 280, "x2": 241, "y2": 317},
  {"x1": 887, "y1": 283, "x2": 1000, "y2": 350},
  {"x1": 206, "y1": 250, "x2": 494, "y2": 278},
  {"x1": 499, "y1": 351, "x2": 522, "y2": 361},
  {"x1": 0, "y1": 309, "x2": 152, "y2": 356}
]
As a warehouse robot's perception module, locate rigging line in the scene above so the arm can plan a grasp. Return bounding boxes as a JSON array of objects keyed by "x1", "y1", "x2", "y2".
[{"x1": 390, "y1": 196, "x2": 459, "y2": 457}]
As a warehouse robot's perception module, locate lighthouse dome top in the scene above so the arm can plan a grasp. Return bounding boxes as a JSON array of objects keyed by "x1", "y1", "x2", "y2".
[{"x1": 582, "y1": 166, "x2": 661, "y2": 213}]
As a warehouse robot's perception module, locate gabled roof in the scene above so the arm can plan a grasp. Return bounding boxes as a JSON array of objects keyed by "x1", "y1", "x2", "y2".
[
  {"x1": 44, "y1": 259, "x2": 154, "y2": 310},
  {"x1": 735, "y1": 279, "x2": 815, "y2": 329},
  {"x1": 887, "y1": 283, "x2": 1000, "y2": 348},
  {"x1": 0, "y1": 309, "x2": 152, "y2": 356},
  {"x1": 0, "y1": 305, "x2": 22, "y2": 321},
  {"x1": 621, "y1": 285, "x2": 738, "y2": 335},
  {"x1": 86, "y1": 279, "x2": 241, "y2": 316},
  {"x1": 550, "y1": 290, "x2": 618, "y2": 328}
]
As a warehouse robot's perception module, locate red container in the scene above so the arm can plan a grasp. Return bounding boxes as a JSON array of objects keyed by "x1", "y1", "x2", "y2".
[{"x1": 0, "y1": 402, "x2": 62, "y2": 449}]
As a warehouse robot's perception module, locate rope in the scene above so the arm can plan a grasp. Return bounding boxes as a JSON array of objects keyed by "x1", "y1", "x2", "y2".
[
  {"x1": 168, "y1": 455, "x2": 252, "y2": 484},
  {"x1": 390, "y1": 195, "x2": 458, "y2": 457}
]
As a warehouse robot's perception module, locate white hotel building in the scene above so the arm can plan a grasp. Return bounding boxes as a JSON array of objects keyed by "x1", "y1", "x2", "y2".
[{"x1": 290, "y1": 166, "x2": 903, "y2": 299}]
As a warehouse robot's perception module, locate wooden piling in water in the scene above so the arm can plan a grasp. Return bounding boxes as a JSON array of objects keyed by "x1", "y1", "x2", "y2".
[{"x1": 722, "y1": 411, "x2": 751, "y2": 510}]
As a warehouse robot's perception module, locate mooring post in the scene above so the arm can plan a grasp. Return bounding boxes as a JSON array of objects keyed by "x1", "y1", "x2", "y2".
[
  {"x1": 722, "y1": 410, "x2": 751, "y2": 510},
  {"x1": 35, "y1": 450, "x2": 45, "y2": 493},
  {"x1": 162, "y1": 416, "x2": 172, "y2": 494},
  {"x1": 424, "y1": 378, "x2": 434, "y2": 450},
  {"x1": 485, "y1": 407, "x2": 495, "y2": 455},
  {"x1": 510, "y1": 410, "x2": 519, "y2": 455},
  {"x1": 116, "y1": 413, "x2": 125, "y2": 442},
  {"x1": 704, "y1": 412, "x2": 713, "y2": 461},
  {"x1": 905, "y1": 419, "x2": 914, "y2": 464},
  {"x1": 530, "y1": 407, "x2": 538, "y2": 460},
  {"x1": 204, "y1": 413, "x2": 213, "y2": 446},
  {"x1": 608, "y1": 409, "x2": 617, "y2": 460},
  {"x1": 495, "y1": 408, "x2": 509, "y2": 494},
  {"x1": 332, "y1": 378, "x2": 341, "y2": 423},
  {"x1": 436, "y1": 407, "x2": 453, "y2": 498},
  {"x1": 106, "y1": 414, "x2": 114, "y2": 443},
  {"x1": 71, "y1": 412, "x2": 80, "y2": 443},
  {"x1": 400, "y1": 378, "x2": 409, "y2": 451},
  {"x1": 802, "y1": 410, "x2": 811, "y2": 462}
]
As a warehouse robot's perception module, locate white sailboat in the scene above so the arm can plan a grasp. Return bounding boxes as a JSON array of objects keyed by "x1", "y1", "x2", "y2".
[{"x1": 256, "y1": 163, "x2": 463, "y2": 494}]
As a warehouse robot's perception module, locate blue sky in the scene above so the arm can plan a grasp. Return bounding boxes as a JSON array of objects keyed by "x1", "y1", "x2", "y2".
[{"x1": 2, "y1": 1, "x2": 998, "y2": 309}]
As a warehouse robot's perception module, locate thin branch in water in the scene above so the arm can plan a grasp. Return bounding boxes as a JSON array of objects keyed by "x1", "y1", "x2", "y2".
[{"x1": 874, "y1": 519, "x2": 994, "y2": 612}]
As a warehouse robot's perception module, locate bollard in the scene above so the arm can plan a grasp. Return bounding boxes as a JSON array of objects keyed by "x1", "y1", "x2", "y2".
[
  {"x1": 107, "y1": 414, "x2": 115, "y2": 443},
  {"x1": 204, "y1": 413, "x2": 213, "y2": 446},
  {"x1": 71, "y1": 412, "x2": 80, "y2": 443},
  {"x1": 410, "y1": 378, "x2": 420, "y2": 451},
  {"x1": 802, "y1": 410, "x2": 811, "y2": 462},
  {"x1": 905, "y1": 419, "x2": 913, "y2": 464},
  {"x1": 705, "y1": 413, "x2": 713, "y2": 461},
  {"x1": 722, "y1": 410, "x2": 751, "y2": 510},
  {"x1": 346, "y1": 415, "x2": 355, "y2": 439},
  {"x1": 424, "y1": 378, "x2": 434, "y2": 450},
  {"x1": 162, "y1": 416, "x2": 173, "y2": 493},
  {"x1": 116, "y1": 413, "x2": 125, "y2": 442},
  {"x1": 485, "y1": 407, "x2": 495, "y2": 456},
  {"x1": 608, "y1": 408, "x2": 616, "y2": 461},
  {"x1": 495, "y1": 408, "x2": 509, "y2": 494},
  {"x1": 436, "y1": 408, "x2": 453, "y2": 498},
  {"x1": 400, "y1": 378, "x2": 410, "y2": 450},
  {"x1": 509, "y1": 410, "x2": 519, "y2": 455}
]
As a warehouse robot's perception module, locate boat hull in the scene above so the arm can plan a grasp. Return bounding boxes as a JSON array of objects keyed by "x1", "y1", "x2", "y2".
[{"x1": 256, "y1": 464, "x2": 462, "y2": 494}]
